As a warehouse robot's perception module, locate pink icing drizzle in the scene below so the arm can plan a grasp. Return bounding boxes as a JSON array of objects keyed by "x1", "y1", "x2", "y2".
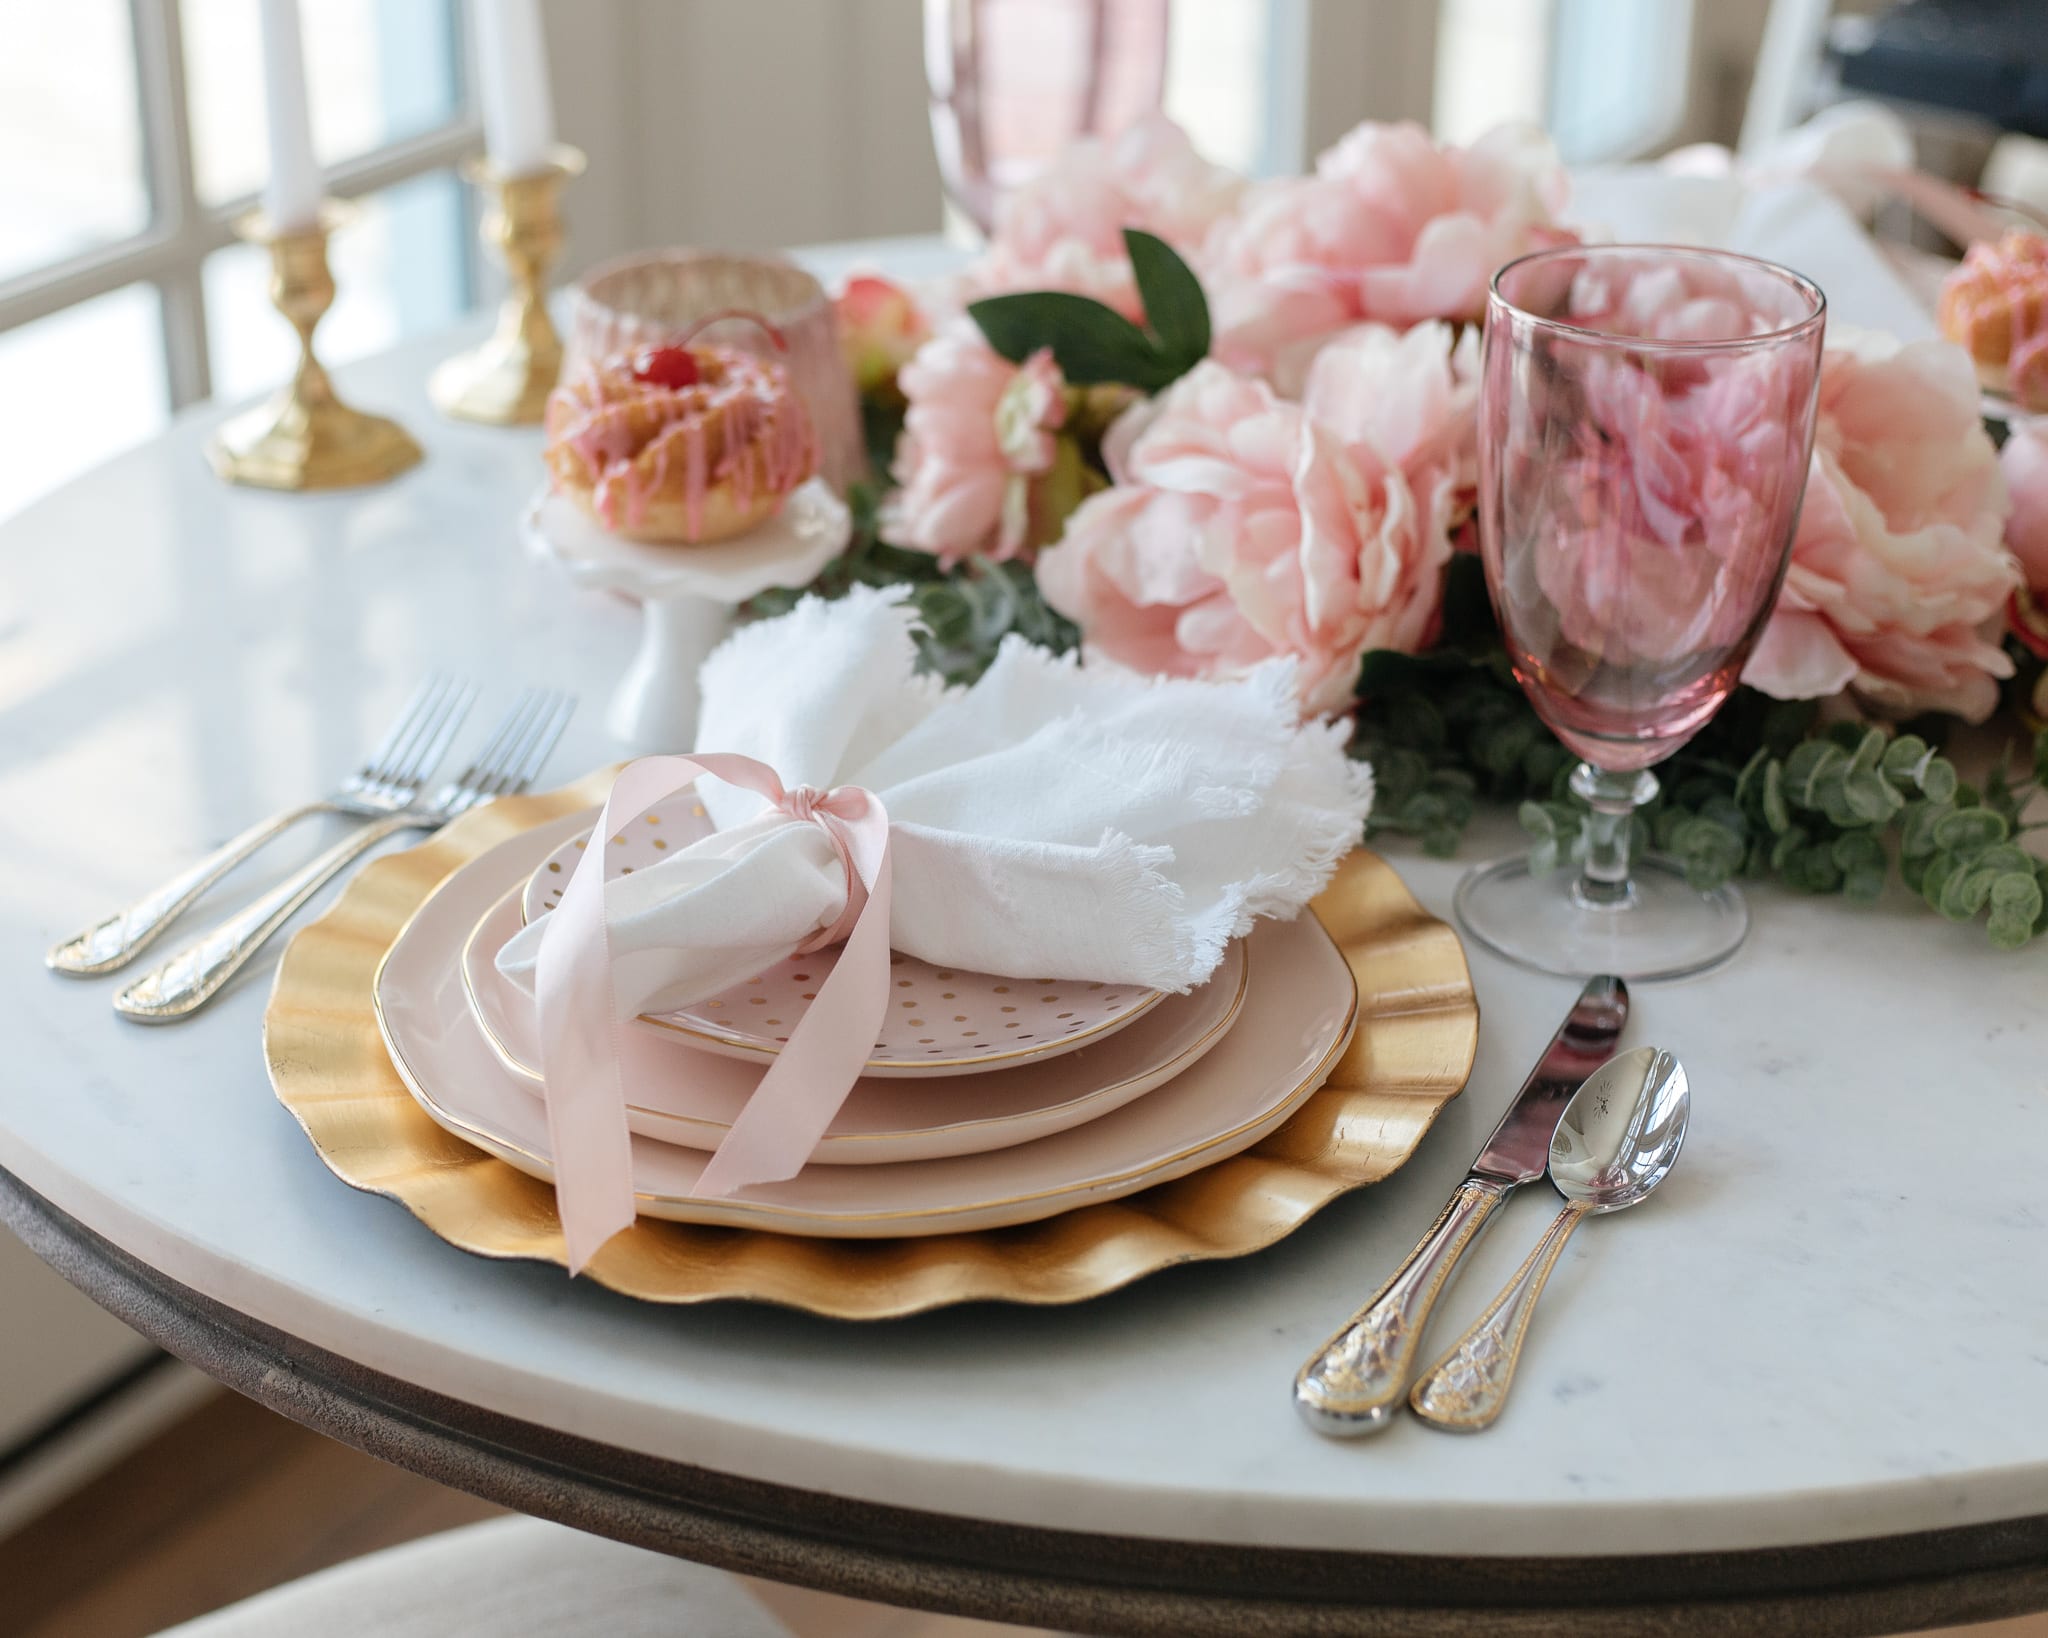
[{"x1": 548, "y1": 348, "x2": 817, "y2": 536}]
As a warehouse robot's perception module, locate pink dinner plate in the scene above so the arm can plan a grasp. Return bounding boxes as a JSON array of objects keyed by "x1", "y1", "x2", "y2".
[
  {"x1": 373, "y1": 813, "x2": 1357, "y2": 1237},
  {"x1": 522, "y1": 794, "x2": 1165, "y2": 1077},
  {"x1": 461, "y1": 878, "x2": 1248, "y2": 1165}
]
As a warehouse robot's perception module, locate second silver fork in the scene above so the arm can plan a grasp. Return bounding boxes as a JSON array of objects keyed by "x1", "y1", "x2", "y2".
[
  {"x1": 47, "y1": 675, "x2": 475, "y2": 976},
  {"x1": 113, "y1": 689, "x2": 576, "y2": 1023}
]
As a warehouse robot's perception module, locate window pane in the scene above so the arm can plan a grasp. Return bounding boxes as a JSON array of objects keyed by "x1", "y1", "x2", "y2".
[
  {"x1": 0, "y1": 285, "x2": 167, "y2": 523},
  {"x1": 0, "y1": 0, "x2": 148, "y2": 280},
  {"x1": 204, "y1": 169, "x2": 470, "y2": 404},
  {"x1": 184, "y1": 0, "x2": 462, "y2": 209}
]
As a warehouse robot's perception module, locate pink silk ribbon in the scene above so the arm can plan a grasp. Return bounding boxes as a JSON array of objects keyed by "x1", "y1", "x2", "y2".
[{"x1": 535, "y1": 753, "x2": 893, "y2": 1272}]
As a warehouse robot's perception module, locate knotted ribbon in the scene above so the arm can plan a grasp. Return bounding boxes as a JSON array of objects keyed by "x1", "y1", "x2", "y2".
[{"x1": 535, "y1": 752, "x2": 892, "y2": 1271}]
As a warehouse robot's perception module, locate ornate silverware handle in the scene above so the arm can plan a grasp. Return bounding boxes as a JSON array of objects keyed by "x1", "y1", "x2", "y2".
[
  {"x1": 46, "y1": 803, "x2": 332, "y2": 976},
  {"x1": 112, "y1": 813, "x2": 416, "y2": 1022},
  {"x1": 1409, "y1": 1201, "x2": 1588, "y2": 1434},
  {"x1": 1293, "y1": 1176, "x2": 1508, "y2": 1436}
]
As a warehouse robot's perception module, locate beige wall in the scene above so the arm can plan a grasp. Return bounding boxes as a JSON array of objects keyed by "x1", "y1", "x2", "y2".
[{"x1": 544, "y1": 0, "x2": 942, "y2": 278}]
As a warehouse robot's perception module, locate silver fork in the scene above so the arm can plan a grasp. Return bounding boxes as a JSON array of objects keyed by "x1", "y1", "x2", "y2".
[
  {"x1": 112, "y1": 689, "x2": 576, "y2": 1023},
  {"x1": 47, "y1": 675, "x2": 476, "y2": 977}
]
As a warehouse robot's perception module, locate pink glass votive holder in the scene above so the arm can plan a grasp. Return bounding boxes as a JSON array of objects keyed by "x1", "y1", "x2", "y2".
[{"x1": 565, "y1": 250, "x2": 866, "y2": 493}]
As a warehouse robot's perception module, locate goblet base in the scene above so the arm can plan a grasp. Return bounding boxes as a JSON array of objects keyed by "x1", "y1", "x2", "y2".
[{"x1": 1453, "y1": 854, "x2": 1749, "y2": 982}]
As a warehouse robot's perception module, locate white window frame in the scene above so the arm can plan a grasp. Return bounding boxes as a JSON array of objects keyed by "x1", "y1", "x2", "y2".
[{"x1": 0, "y1": 0, "x2": 484, "y2": 412}]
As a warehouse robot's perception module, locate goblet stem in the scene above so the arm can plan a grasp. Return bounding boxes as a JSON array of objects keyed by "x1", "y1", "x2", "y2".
[{"x1": 1569, "y1": 764, "x2": 1659, "y2": 911}]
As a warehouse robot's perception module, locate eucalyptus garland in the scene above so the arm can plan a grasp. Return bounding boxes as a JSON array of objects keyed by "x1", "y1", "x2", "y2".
[{"x1": 1354, "y1": 559, "x2": 2048, "y2": 951}]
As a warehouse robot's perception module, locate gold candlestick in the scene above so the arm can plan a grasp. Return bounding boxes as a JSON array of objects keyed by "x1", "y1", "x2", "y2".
[
  {"x1": 431, "y1": 145, "x2": 586, "y2": 425},
  {"x1": 207, "y1": 202, "x2": 421, "y2": 491},
  {"x1": 208, "y1": 202, "x2": 422, "y2": 491}
]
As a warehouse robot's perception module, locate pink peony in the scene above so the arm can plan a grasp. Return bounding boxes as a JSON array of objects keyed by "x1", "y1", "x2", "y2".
[
  {"x1": 958, "y1": 114, "x2": 1244, "y2": 321},
  {"x1": 834, "y1": 272, "x2": 929, "y2": 395},
  {"x1": 1502, "y1": 347, "x2": 1815, "y2": 670},
  {"x1": 1036, "y1": 360, "x2": 1452, "y2": 716},
  {"x1": 2001, "y1": 422, "x2": 2048, "y2": 594},
  {"x1": 1743, "y1": 332, "x2": 2018, "y2": 720},
  {"x1": 1302, "y1": 320, "x2": 1479, "y2": 547},
  {"x1": 1204, "y1": 121, "x2": 1571, "y2": 389},
  {"x1": 884, "y1": 323, "x2": 1068, "y2": 566}
]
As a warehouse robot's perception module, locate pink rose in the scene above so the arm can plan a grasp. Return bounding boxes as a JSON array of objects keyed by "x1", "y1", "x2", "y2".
[
  {"x1": 834, "y1": 272, "x2": 929, "y2": 395},
  {"x1": 2001, "y1": 422, "x2": 2048, "y2": 594},
  {"x1": 1036, "y1": 361, "x2": 1451, "y2": 715},
  {"x1": 884, "y1": 323, "x2": 1068, "y2": 566},
  {"x1": 1205, "y1": 121, "x2": 1571, "y2": 389},
  {"x1": 959, "y1": 114, "x2": 1244, "y2": 321},
  {"x1": 1744, "y1": 332, "x2": 2018, "y2": 721}
]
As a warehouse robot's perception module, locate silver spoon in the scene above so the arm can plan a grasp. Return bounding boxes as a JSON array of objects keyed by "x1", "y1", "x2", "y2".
[{"x1": 1407, "y1": 1045, "x2": 1690, "y2": 1433}]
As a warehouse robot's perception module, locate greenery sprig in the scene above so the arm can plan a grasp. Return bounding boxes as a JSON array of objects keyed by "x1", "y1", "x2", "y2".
[
  {"x1": 1354, "y1": 562, "x2": 2048, "y2": 950},
  {"x1": 968, "y1": 228, "x2": 1210, "y2": 392}
]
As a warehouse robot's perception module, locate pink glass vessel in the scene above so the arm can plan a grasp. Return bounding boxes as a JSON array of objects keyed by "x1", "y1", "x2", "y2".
[
  {"x1": 1457, "y1": 244, "x2": 1826, "y2": 980},
  {"x1": 924, "y1": 0, "x2": 1169, "y2": 235}
]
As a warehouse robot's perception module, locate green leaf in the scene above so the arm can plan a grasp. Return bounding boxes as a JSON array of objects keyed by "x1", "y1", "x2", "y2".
[
  {"x1": 1990, "y1": 871, "x2": 2044, "y2": 928},
  {"x1": 1769, "y1": 825, "x2": 1808, "y2": 872},
  {"x1": 1831, "y1": 831, "x2": 1885, "y2": 872},
  {"x1": 1971, "y1": 844, "x2": 2032, "y2": 879},
  {"x1": 1782, "y1": 740, "x2": 1831, "y2": 804},
  {"x1": 1518, "y1": 800, "x2": 1555, "y2": 839},
  {"x1": 967, "y1": 292, "x2": 1176, "y2": 389},
  {"x1": 1843, "y1": 768, "x2": 1903, "y2": 824},
  {"x1": 1785, "y1": 844, "x2": 1844, "y2": 894},
  {"x1": 1122, "y1": 229, "x2": 1210, "y2": 374},
  {"x1": 1918, "y1": 756, "x2": 1959, "y2": 804},
  {"x1": 1899, "y1": 799, "x2": 1951, "y2": 861},
  {"x1": 1881, "y1": 733, "x2": 1928, "y2": 783},
  {"x1": 2032, "y1": 726, "x2": 2048, "y2": 787},
  {"x1": 1760, "y1": 760, "x2": 1790, "y2": 834},
  {"x1": 1528, "y1": 835, "x2": 1560, "y2": 876},
  {"x1": 1422, "y1": 826, "x2": 1462, "y2": 859},
  {"x1": 1920, "y1": 849, "x2": 1960, "y2": 908},
  {"x1": 1988, "y1": 909, "x2": 2036, "y2": 950},
  {"x1": 1933, "y1": 807, "x2": 2010, "y2": 852},
  {"x1": 1937, "y1": 865, "x2": 1980, "y2": 921},
  {"x1": 1845, "y1": 865, "x2": 1886, "y2": 906},
  {"x1": 1847, "y1": 726, "x2": 1886, "y2": 778}
]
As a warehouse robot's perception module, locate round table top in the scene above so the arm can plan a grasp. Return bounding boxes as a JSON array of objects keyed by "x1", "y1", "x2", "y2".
[{"x1": 3, "y1": 318, "x2": 2047, "y2": 1624}]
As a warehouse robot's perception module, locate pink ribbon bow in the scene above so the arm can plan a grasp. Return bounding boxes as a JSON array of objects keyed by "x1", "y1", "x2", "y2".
[{"x1": 535, "y1": 752, "x2": 892, "y2": 1271}]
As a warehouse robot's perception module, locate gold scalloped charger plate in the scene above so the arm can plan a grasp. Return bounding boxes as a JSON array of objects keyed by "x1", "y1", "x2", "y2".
[{"x1": 264, "y1": 772, "x2": 1480, "y2": 1318}]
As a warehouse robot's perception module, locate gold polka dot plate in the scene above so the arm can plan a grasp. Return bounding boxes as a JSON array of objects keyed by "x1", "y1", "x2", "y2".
[
  {"x1": 521, "y1": 791, "x2": 1165, "y2": 1076},
  {"x1": 265, "y1": 773, "x2": 1480, "y2": 1315}
]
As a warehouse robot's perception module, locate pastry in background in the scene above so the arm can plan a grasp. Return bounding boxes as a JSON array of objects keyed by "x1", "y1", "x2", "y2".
[
  {"x1": 1938, "y1": 229, "x2": 2048, "y2": 410},
  {"x1": 544, "y1": 313, "x2": 818, "y2": 545}
]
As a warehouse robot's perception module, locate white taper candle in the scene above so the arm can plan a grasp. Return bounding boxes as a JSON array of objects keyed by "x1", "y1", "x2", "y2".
[
  {"x1": 257, "y1": 0, "x2": 322, "y2": 231},
  {"x1": 474, "y1": 0, "x2": 558, "y2": 178}
]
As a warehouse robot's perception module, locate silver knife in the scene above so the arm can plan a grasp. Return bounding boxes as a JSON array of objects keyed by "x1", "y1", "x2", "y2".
[{"x1": 1293, "y1": 974, "x2": 1629, "y2": 1437}]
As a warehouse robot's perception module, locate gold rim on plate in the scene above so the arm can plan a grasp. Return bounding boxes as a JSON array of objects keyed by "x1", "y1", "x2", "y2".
[{"x1": 264, "y1": 773, "x2": 1480, "y2": 1318}]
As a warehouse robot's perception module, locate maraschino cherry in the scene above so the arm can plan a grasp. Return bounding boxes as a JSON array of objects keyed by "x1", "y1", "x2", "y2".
[{"x1": 629, "y1": 345, "x2": 700, "y2": 389}]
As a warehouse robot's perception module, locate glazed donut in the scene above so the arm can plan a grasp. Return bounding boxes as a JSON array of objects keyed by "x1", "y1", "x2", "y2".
[
  {"x1": 1937, "y1": 229, "x2": 2048, "y2": 410},
  {"x1": 544, "y1": 326, "x2": 818, "y2": 545}
]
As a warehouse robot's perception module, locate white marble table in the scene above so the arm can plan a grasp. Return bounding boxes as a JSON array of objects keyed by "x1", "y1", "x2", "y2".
[{"x1": 2, "y1": 321, "x2": 2046, "y2": 1636}]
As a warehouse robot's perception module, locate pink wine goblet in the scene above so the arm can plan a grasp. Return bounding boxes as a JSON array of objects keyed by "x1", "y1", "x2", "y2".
[{"x1": 1455, "y1": 243, "x2": 1826, "y2": 980}]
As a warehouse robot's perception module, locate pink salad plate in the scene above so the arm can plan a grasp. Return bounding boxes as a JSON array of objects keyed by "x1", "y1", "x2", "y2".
[
  {"x1": 372, "y1": 814, "x2": 1358, "y2": 1238},
  {"x1": 521, "y1": 793, "x2": 1166, "y2": 1077},
  {"x1": 461, "y1": 879, "x2": 1248, "y2": 1165}
]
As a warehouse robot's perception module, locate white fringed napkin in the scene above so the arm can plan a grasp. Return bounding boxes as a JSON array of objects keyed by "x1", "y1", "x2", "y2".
[{"x1": 496, "y1": 586, "x2": 1374, "y2": 1267}]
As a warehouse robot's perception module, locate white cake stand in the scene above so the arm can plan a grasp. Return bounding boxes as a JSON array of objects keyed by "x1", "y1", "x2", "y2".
[{"x1": 523, "y1": 477, "x2": 851, "y2": 749}]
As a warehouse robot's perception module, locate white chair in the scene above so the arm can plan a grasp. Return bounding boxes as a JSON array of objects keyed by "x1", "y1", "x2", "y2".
[{"x1": 151, "y1": 1515, "x2": 798, "y2": 1638}]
